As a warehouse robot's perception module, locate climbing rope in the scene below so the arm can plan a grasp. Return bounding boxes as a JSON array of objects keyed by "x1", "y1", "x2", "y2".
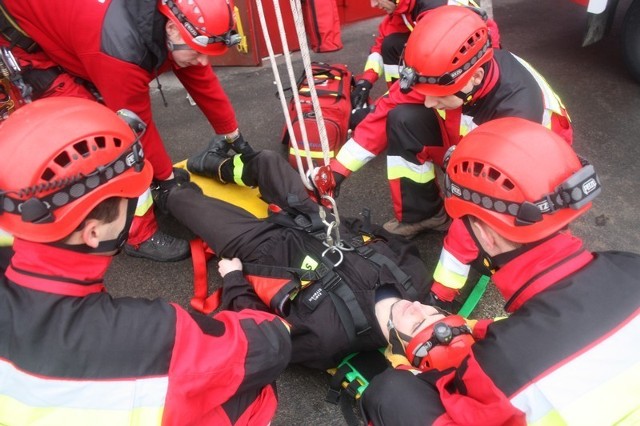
[{"x1": 254, "y1": 0, "x2": 345, "y2": 252}]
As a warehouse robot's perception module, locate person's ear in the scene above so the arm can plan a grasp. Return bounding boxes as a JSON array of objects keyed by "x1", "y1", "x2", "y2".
[
  {"x1": 469, "y1": 218, "x2": 498, "y2": 253},
  {"x1": 470, "y1": 67, "x2": 485, "y2": 87},
  {"x1": 166, "y1": 20, "x2": 180, "y2": 39},
  {"x1": 80, "y1": 219, "x2": 103, "y2": 249}
]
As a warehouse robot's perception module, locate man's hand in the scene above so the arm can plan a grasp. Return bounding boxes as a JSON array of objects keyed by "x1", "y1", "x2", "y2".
[
  {"x1": 425, "y1": 290, "x2": 461, "y2": 314},
  {"x1": 309, "y1": 166, "x2": 346, "y2": 202},
  {"x1": 218, "y1": 257, "x2": 243, "y2": 277},
  {"x1": 350, "y1": 80, "x2": 373, "y2": 111},
  {"x1": 332, "y1": 170, "x2": 345, "y2": 198}
]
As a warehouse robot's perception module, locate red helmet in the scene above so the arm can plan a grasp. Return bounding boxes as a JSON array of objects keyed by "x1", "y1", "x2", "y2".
[
  {"x1": 159, "y1": 0, "x2": 240, "y2": 56},
  {"x1": 401, "y1": 6, "x2": 493, "y2": 96},
  {"x1": 444, "y1": 118, "x2": 601, "y2": 243},
  {"x1": 0, "y1": 97, "x2": 153, "y2": 243},
  {"x1": 405, "y1": 315, "x2": 474, "y2": 371}
]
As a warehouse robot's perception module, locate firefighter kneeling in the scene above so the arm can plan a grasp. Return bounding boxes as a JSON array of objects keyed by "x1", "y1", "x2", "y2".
[
  {"x1": 0, "y1": 97, "x2": 291, "y2": 425},
  {"x1": 361, "y1": 117, "x2": 640, "y2": 425}
]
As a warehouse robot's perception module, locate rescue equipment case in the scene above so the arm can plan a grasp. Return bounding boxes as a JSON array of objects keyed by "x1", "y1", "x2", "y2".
[{"x1": 281, "y1": 62, "x2": 353, "y2": 172}]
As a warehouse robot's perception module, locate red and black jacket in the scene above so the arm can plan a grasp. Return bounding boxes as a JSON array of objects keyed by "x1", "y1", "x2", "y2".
[
  {"x1": 0, "y1": 239, "x2": 291, "y2": 425},
  {"x1": 1, "y1": 0, "x2": 238, "y2": 180},
  {"x1": 363, "y1": 233, "x2": 640, "y2": 425}
]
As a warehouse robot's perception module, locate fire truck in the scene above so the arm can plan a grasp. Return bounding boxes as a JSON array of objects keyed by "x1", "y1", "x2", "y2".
[{"x1": 573, "y1": 0, "x2": 640, "y2": 82}]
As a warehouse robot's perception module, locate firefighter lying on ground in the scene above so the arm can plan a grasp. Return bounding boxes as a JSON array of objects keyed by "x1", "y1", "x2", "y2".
[
  {"x1": 360, "y1": 118, "x2": 640, "y2": 425},
  {"x1": 0, "y1": 98, "x2": 291, "y2": 425},
  {"x1": 0, "y1": 0, "x2": 254, "y2": 262},
  {"x1": 350, "y1": 0, "x2": 500, "y2": 129},
  {"x1": 329, "y1": 6, "x2": 573, "y2": 312},
  {"x1": 157, "y1": 144, "x2": 434, "y2": 370}
]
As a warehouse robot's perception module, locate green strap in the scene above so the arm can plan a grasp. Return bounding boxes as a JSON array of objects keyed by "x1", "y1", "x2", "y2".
[{"x1": 457, "y1": 275, "x2": 490, "y2": 318}]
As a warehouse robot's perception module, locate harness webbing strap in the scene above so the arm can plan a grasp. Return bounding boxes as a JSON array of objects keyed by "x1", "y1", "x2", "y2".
[
  {"x1": 0, "y1": 2, "x2": 39, "y2": 53},
  {"x1": 354, "y1": 242, "x2": 418, "y2": 300},
  {"x1": 242, "y1": 254, "x2": 371, "y2": 339}
]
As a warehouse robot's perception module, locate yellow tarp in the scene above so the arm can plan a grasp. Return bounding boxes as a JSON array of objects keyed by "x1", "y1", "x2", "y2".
[{"x1": 174, "y1": 161, "x2": 268, "y2": 219}]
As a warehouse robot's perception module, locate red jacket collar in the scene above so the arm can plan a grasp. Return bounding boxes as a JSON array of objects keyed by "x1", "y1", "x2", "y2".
[
  {"x1": 493, "y1": 233, "x2": 594, "y2": 312},
  {"x1": 5, "y1": 239, "x2": 111, "y2": 297}
]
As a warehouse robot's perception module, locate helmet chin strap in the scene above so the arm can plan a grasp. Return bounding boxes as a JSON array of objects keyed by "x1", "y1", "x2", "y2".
[
  {"x1": 51, "y1": 198, "x2": 137, "y2": 255},
  {"x1": 453, "y1": 83, "x2": 480, "y2": 105},
  {"x1": 462, "y1": 216, "x2": 556, "y2": 275}
]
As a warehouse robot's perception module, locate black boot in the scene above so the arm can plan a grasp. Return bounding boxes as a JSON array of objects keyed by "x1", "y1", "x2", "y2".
[
  {"x1": 124, "y1": 229, "x2": 191, "y2": 262},
  {"x1": 186, "y1": 137, "x2": 233, "y2": 181}
]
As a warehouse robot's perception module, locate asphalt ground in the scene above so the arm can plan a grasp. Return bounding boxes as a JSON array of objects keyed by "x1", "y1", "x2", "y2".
[{"x1": 105, "y1": 0, "x2": 640, "y2": 423}]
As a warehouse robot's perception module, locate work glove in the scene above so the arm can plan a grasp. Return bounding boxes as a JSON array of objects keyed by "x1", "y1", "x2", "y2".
[
  {"x1": 349, "y1": 104, "x2": 373, "y2": 130},
  {"x1": 332, "y1": 170, "x2": 345, "y2": 198},
  {"x1": 425, "y1": 290, "x2": 461, "y2": 315},
  {"x1": 308, "y1": 166, "x2": 346, "y2": 200},
  {"x1": 350, "y1": 80, "x2": 373, "y2": 111},
  {"x1": 224, "y1": 132, "x2": 255, "y2": 155},
  {"x1": 151, "y1": 168, "x2": 193, "y2": 214}
]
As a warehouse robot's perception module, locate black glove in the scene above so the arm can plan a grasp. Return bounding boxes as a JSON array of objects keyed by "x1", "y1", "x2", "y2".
[
  {"x1": 425, "y1": 291, "x2": 461, "y2": 315},
  {"x1": 349, "y1": 104, "x2": 373, "y2": 130},
  {"x1": 332, "y1": 171, "x2": 346, "y2": 198},
  {"x1": 225, "y1": 132, "x2": 255, "y2": 155},
  {"x1": 151, "y1": 168, "x2": 191, "y2": 213},
  {"x1": 350, "y1": 80, "x2": 373, "y2": 110}
]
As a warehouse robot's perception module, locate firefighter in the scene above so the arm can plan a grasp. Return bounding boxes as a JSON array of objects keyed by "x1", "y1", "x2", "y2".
[
  {"x1": 0, "y1": 0, "x2": 253, "y2": 262},
  {"x1": 361, "y1": 117, "x2": 640, "y2": 425},
  {"x1": 331, "y1": 6, "x2": 573, "y2": 310},
  {"x1": 350, "y1": 0, "x2": 500, "y2": 128},
  {"x1": 0, "y1": 98, "x2": 291, "y2": 425},
  {"x1": 158, "y1": 144, "x2": 434, "y2": 370}
]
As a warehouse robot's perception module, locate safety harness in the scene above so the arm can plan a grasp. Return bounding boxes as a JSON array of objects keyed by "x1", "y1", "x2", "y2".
[
  {"x1": 0, "y1": 1, "x2": 39, "y2": 53},
  {"x1": 189, "y1": 205, "x2": 418, "y2": 339}
]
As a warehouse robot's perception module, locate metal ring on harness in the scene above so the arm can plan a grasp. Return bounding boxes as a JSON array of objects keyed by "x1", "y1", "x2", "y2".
[{"x1": 322, "y1": 245, "x2": 344, "y2": 267}]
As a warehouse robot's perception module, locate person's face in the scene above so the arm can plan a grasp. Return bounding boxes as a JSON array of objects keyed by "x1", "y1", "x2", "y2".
[
  {"x1": 422, "y1": 68, "x2": 484, "y2": 110},
  {"x1": 166, "y1": 21, "x2": 211, "y2": 68},
  {"x1": 423, "y1": 93, "x2": 465, "y2": 110},
  {"x1": 371, "y1": 0, "x2": 397, "y2": 14},
  {"x1": 170, "y1": 48, "x2": 210, "y2": 68},
  {"x1": 388, "y1": 300, "x2": 446, "y2": 339}
]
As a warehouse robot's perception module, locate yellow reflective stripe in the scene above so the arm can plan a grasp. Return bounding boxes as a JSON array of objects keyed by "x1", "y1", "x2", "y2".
[
  {"x1": 289, "y1": 148, "x2": 334, "y2": 158},
  {"x1": 364, "y1": 52, "x2": 384, "y2": 76},
  {"x1": 512, "y1": 315, "x2": 640, "y2": 425},
  {"x1": 386, "y1": 156, "x2": 436, "y2": 183},
  {"x1": 512, "y1": 54, "x2": 565, "y2": 117},
  {"x1": 383, "y1": 64, "x2": 401, "y2": 83},
  {"x1": 0, "y1": 395, "x2": 164, "y2": 426},
  {"x1": 335, "y1": 138, "x2": 376, "y2": 172},
  {"x1": 232, "y1": 154, "x2": 245, "y2": 186},
  {"x1": 0, "y1": 228, "x2": 14, "y2": 247},
  {"x1": 0, "y1": 359, "x2": 167, "y2": 424},
  {"x1": 432, "y1": 248, "x2": 470, "y2": 289},
  {"x1": 433, "y1": 261, "x2": 467, "y2": 290},
  {"x1": 134, "y1": 189, "x2": 153, "y2": 216},
  {"x1": 460, "y1": 114, "x2": 478, "y2": 137}
]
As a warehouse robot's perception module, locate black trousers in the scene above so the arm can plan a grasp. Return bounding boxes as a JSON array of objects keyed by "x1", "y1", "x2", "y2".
[
  {"x1": 386, "y1": 104, "x2": 445, "y2": 223},
  {"x1": 168, "y1": 150, "x2": 320, "y2": 259},
  {"x1": 362, "y1": 368, "x2": 444, "y2": 425}
]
